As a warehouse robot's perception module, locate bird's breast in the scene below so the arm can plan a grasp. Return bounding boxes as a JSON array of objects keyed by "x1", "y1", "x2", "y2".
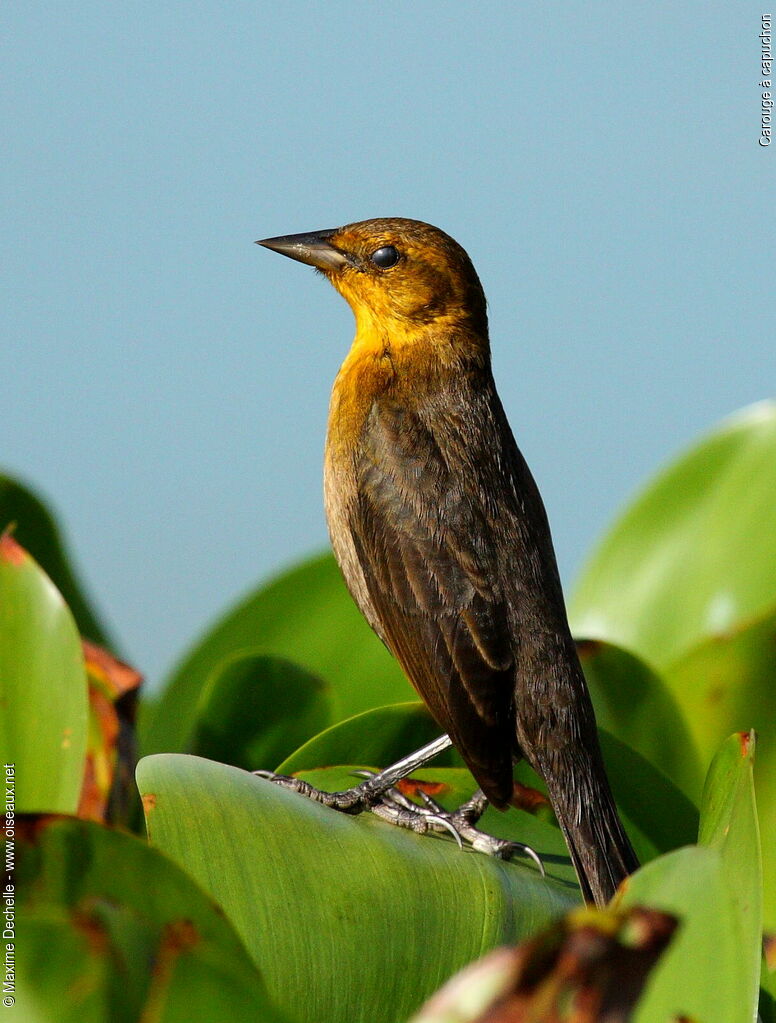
[
  {"x1": 322, "y1": 328, "x2": 491, "y2": 636},
  {"x1": 323, "y1": 344, "x2": 397, "y2": 639},
  {"x1": 326, "y1": 342, "x2": 396, "y2": 456}
]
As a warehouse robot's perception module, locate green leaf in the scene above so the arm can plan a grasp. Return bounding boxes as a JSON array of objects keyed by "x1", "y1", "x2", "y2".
[
  {"x1": 697, "y1": 730, "x2": 762, "y2": 1018},
  {"x1": 16, "y1": 816, "x2": 288, "y2": 1022},
  {"x1": 570, "y1": 401, "x2": 776, "y2": 670},
  {"x1": 189, "y1": 652, "x2": 332, "y2": 772},
  {"x1": 667, "y1": 607, "x2": 776, "y2": 760},
  {"x1": 622, "y1": 847, "x2": 749, "y2": 1023},
  {"x1": 140, "y1": 552, "x2": 412, "y2": 755},
  {"x1": 597, "y1": 730, "x2": 698, "y2": 863},
  {"x1": 0, "y1": 535, "x2": 88, "y2": 812},
  {"x1": 276, "y1": 701, "x2": 460, "y2": 774},
  {"x1": 17, "y1": 912, "x2": 112, "y2": 1023},
  {"x1": 577, "y1": 639, "x2": 704, "y2": 801},
  {"x1": 620, "y1": 732, "x2": 763, "y2": 1023},
  {"x1": 137, "y1": 753, "x2": 577, "y2": 1023},
  {"x1": 0, "y1": 472, "x2": 111, "y2": 646},
  {"x1": 568, "y1": 402, "x2": 776, "y2": 927},
  {"x1": 666, "y1": 608, "x2": 776, "y2": 926}
]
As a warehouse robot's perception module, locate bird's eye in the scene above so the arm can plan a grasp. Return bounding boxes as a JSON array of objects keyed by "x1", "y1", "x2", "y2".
[{"x1": 370, "y1": 245, "x2": 400, "y2": 269}]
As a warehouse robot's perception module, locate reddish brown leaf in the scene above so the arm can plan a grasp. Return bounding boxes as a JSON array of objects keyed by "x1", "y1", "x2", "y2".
[
  {"x1": 0, "y1": 530, "x2": 26, "y2": 565},
  {"x1": 764, "y1": 933, "x2": 776, "y2": 971},
  {"x1": 738, "y1": 729, "x2": 754, "y2": 758},
  {"x1": 396, "y1": 777, "x2": 447, "y2": 799},
  {"x1": 141, "y1": 919, "x2": 202, "y2": 1013},
  {"x1": 510, "y1": 781, "x2": 550, "y2": 814},
  {"x1": 82, "y1": 640, "x2": 143, "y2": 700},
  {"x1": 77, "y1": 642, "x2": 143, "y2": 825},
  {"x1": 72, "y1": 904, "x2": 110, "y2": 956},
  {"x1": 415, "y1": 906, "x2": 677, "y2": 1023}
]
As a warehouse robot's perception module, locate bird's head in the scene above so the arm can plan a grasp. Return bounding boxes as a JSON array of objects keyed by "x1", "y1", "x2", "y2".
[{"x1": 257, "y1": 218, "x2": 488, "y2": 346}]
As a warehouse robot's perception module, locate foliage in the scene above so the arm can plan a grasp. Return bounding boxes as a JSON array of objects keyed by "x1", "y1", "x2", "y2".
[
  {"x1": 570, "y1": 400, "x2": 776, "y2": 928},
  {"x1": 3, "y1": 401, "x2": 774, "y2": 1021}
]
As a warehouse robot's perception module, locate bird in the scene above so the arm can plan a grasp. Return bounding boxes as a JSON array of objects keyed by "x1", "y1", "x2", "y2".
[{"x1": 256, "y1": 218, "x2": 639, "y2": 906}]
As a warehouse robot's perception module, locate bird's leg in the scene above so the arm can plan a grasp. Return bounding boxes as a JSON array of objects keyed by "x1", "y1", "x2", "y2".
[
  {"x1": 255, "y1": 735, "x2": 544, "y2": 872},
  {"x1": 254, "y1": 734, "x2": 454, "y2": 812}
]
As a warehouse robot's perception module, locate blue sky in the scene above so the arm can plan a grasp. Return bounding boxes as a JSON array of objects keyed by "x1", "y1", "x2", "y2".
[{"x1": 2, "y1": 4, "x2": 771, "y2": 686}]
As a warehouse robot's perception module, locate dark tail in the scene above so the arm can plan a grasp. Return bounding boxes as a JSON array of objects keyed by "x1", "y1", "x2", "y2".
[
  {"x1": 542, "y1": 744, "x2": 639, "y2": 906},
  {"x1": 514, "y1": 631, "x2": 640, "y2": 905}
]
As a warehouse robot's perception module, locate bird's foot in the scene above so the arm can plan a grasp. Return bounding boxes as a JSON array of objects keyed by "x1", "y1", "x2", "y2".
[
  {"x1": 357, "y1": 772, "x2": 544, "y2": 873},
  {"x1": 254, "y1": 766, "x2": 544, "y2": 875}
]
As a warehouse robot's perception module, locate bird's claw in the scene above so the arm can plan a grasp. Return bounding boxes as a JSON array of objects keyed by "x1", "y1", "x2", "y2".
[
  {"x1": 255, "y1": 767, "x2": 544, "y2": 876},
  {"x1": 352, "y1": 770, "x2": 544, "y2": 873}
]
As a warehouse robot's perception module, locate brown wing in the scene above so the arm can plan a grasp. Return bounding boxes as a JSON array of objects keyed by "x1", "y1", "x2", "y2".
[{"x1": 348, "y1": 398, "x2": 518, "y2": 806}]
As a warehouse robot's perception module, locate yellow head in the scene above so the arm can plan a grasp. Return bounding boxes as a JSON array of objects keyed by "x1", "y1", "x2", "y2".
[{"x1": 257, "y1": 218, "x2": 489, "y2": 349}]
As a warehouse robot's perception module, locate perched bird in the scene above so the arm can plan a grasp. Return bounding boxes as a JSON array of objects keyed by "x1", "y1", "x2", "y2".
[{"x1": 257, "y1": 218, "x2": 638, "y2": 906}]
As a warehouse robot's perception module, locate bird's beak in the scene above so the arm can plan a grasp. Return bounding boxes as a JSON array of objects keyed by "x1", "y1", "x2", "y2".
[{"x1": 255, "y1": 229, "x2": 349, "y2": 271}]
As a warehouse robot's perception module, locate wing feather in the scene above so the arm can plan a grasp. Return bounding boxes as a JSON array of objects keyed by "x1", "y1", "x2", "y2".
[{"x1": 348, "y1": 400, "x2": 517, "y2": 804}]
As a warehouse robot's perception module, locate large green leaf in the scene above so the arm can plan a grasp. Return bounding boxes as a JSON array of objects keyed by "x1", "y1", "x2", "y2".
[
  {"x1": 577, "y1": 639, "x2": 703, "y2": 800},
  {"x1": 570, "y1": 401, "x2": 776, "y2": 670},
  {"x1": 275, "y1": 701, "x2": 461, "y2": 774},
  {"x1": 697, "y1": 730, "x2": 762, "y2": 1018},
  {"x1": 569, "y1": 403, "x2": 776, "y2": 928},
  {"x1": 137, "y1": 754, "x2": 577, "y2": 1023},
  {"x1": 140, "y1": 552, "x2": 412, "y2": 755},
  {"x1": 596, "y1": 730, "x2": 698, "y2": 863},
  {"x1": 666, "y1": 609, "x2": 776, "y2": 926},
  {"x1": 0, "y1": 473, "x2": 111, "y2": 645},
  {"x1": 621, "y1": 731, "x2": 762, "y2": 1023},
  {"x1": 622, "y1": 847, "x2": 747, "y2": 1022},
  {"x1": 189, "y1": 652, "x2": 332, "y2": 772},
  {"x1": 0, "y1": 535, "x2": 88, "y2": 812},
  {"x1": 667, "y1": 609, "x2": 776, "y2": 760},
  {"x1": 16, "y1": 816, "x2": 288, "y2": 1022}
]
